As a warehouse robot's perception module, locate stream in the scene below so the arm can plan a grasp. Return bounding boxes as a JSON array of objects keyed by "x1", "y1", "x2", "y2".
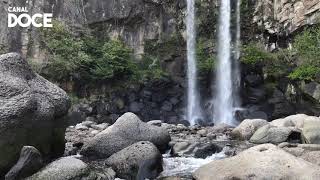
[{"x1": 160, "y1": 151, "x2": 226, "y2": 178}]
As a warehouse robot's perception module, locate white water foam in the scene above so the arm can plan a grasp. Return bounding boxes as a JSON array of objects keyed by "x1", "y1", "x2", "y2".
[{"x1": 160, "y1": 151, "x2": 226, "y2": 177}]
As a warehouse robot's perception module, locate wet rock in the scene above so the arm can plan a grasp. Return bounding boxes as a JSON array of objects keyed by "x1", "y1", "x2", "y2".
[
  {"x1": 5, "y1": 146, "x2": 43, "y2": 180},
  {"x1": 105, "y1": 141, "x2": 162, "y2": 180},
  {"x1": 81, "y1": 112, "x2": 171, "y2": 159},
  {"x1": 172, "y1": 142, "x2": 190, "y2": 156},
  {"x1": 193, "y1": 143, "x2": 223, "y2": 158}
]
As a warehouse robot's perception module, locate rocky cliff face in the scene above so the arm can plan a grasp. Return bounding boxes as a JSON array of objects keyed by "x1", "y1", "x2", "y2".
[
  {"x1": 0, "y1": 0, "x2": 186, "y2": 59},
  {"x1": 1, "y1": 0, "x2": 319, "y2": 59},
  {"x1": 253, "y1": 0, "x2": 320, "y2": 41}
]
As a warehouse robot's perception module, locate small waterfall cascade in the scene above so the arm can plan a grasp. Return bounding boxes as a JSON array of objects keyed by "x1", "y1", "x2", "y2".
[
  {"x1": 233, "y1": 0, "x2": 242, "y2": 108},
  {"x1": 186, "y1": 0, "x2": 203, "y2": 125},
  {"x1": 213, "y1": 0, "x2": 237, "y2": 126}
]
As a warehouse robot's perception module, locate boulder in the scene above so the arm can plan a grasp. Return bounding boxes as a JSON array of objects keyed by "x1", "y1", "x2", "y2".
[
  {"x1": 301, "y1": 151, "x2": 320, "y2": 166},
  {"x1": 171, "y1": 142, "x2": 222, "y2": 158},
  {"x1": 5, "y1": 146, "x2": 43, "y2": 180},
  {"x1": 281, "y1": 144, "x2": 320, "y2": 166},
  {"x1": 250, "y1": 124, "x2": 294, "y2": 144},
  {"x1": 81, "y1": 112, "x2": 171, "y2": 159},
  {"x1": 302, "y1": 117, "x2": 320, "y2": 144},
  {"x1": 172, "y1": 142, "x2": 190, "y2": 156},
  {"x1": 26, "y1": 157, "x2": 91, "y2": 180},
  {"x1": 105, "y1": 141, "x2": 163, "y2": 180},
  {"x1": 270, "y1": 114, "x2": 310, "y2": 129},
  {"x1": 193, "y1": 144, "x2": 320, "y2": 180},
  {"x1": 231, "y1": 119, "x2": 268, "y2": 140},
  {"x1": 0, "y1": 53, "x2": 70, "y2": 176}
]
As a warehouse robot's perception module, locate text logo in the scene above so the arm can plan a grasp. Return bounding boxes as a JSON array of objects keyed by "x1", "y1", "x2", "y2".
[{"x1": 8, "y1": 6, "x2": 53, "y2": 28}]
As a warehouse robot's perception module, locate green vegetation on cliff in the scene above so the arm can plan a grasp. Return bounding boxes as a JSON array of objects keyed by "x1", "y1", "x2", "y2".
[
  {"x1": 37, "y1": 21, "x2": 167, "y2": 85},
  {"x1": 197, "y1": 39, "x2": 215, "y2": 74},
  {"x1": 289, "y1": 27, "x2": 320, "y2": 81},
  {"x1": 241, "y1": 26, "x2": 320, "y2": 82}
]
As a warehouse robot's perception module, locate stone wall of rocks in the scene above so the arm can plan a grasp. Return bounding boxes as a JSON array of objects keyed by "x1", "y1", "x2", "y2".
[{"x1": 69, "y1": 79, "x2": 188, "y2": 125}]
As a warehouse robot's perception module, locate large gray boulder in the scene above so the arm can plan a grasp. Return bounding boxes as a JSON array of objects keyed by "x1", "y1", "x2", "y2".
[
  {"x1": 0, "y1": 53, "x2": 70, "y2": 176},
  {"x1": 302, "y1": 117, "x2": 320, "y2": 144},
  {"x1": 231, "y1": 119, "x2": 268, "y2": 140},
  {"x1": 106, "y1": 141, "x2": 163, "y2": 180},
  {"x1": 193, "y1": 144, "x2": 320, "y2": 180},
  {"x1": 81, "y1": 112, "x2": 171, "y2": 158},
  {"x1": 249, "y1": 124, "x2": 294, "y2": 144},
  {"x1": 270, "y1": 114, "x2": 311, "y2": 129},
  {"x1": 26, "y1": 157, "x2": 91, "y2": 180}
]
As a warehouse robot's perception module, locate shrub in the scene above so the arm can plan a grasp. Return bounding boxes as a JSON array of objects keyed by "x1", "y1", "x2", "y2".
[
  {"x1": 264, "y1": 49, "x2": 294, "y2": 78},
  {"x1": 39, "y1": 21, "x2": 91, "y2": 82},
  {"x1": 137, "y1": 55, "x2": 168, "y2": 81},
  {"x1": 90, "y1": 40, "x2": 137, "y2": 81},
  {"x1": 288, "y1": 65, "x2": 320, "y2": 81},
  {"x1": 38, "y1": 20, "x2": 167, "y2": 84},
  {"x1": 241, "y1": 43, "x2": 275, "y2": 65},
  {"x1": 293, "y1": 27, "x2": 320, "y2": 65},
  {"x1": 288, "y1": 26, "x2": 320, "y2": 81}
]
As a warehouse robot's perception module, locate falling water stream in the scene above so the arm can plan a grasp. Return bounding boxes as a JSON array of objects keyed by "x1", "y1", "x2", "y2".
[
  {"x1": 213, "y1": 0, "x2": 235, "y2": 125},
  {"x1": 186, "y1": 0, "x2": 202, "y2": 125},
  {"x1": 233, "y1": 0, "x2": 242, "y2": 108}
]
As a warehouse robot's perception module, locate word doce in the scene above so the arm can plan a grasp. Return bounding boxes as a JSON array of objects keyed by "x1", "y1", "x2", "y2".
[{"x1": 8, "y1": 13, "x2": 53, "y2": 28}]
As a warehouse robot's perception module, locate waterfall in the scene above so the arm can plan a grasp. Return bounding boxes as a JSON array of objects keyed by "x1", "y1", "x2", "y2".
[
  {"x1": 213, "y1": 0, "x2": 236, "y2": 126},
  {"x1": 186, "y1": 0, "x2": 202, "y2": 125},
  {"x1": 233, "y1": 0, "x2": 241, "y2": 108}
]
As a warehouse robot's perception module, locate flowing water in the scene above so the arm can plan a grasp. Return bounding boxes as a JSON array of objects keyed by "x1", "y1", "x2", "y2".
[
  {"x1": 233, "y1": 0, "x2": 242, "y2": 108},
  {"x1": 213, "y1": 0, "x2": 236, "y2": 125},
  {"x1": 160, "y1": 151, "x2": 226, "y2": 178},
  {"x1": 186, "y1": 0, "x2": 203, "y2": 125}
]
